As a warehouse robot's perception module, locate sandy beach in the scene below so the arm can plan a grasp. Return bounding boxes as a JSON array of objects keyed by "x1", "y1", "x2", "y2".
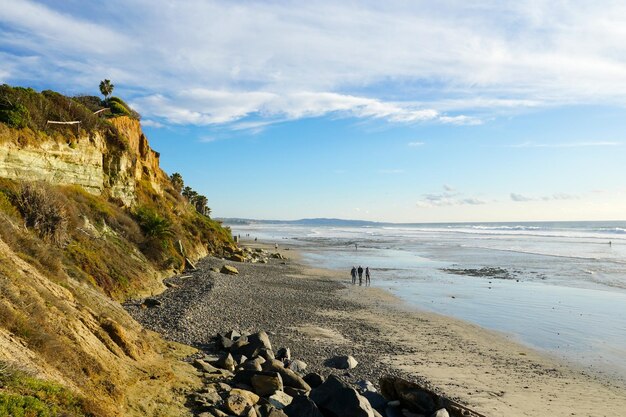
[{"x1": 126, "y1": 243, "x2": 626, "y2": 417}]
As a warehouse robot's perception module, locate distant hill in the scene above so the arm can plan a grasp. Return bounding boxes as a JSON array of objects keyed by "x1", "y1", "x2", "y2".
[{"x1": 219, "y1": 217, "x2": 383, "y2": 227}]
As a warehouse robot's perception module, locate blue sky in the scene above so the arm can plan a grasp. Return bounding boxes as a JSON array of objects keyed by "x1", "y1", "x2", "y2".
[{"x1": 1, "y1": 0, "x2": 625, "y2": 222}]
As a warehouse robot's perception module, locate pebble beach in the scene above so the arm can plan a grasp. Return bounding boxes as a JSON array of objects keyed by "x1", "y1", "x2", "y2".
[{"x1": 126, "y1": 243, "x2": 626, "y2": 416}]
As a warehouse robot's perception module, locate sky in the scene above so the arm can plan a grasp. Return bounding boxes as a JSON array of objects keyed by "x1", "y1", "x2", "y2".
[{"x1": 1, "y1": 0, "x2": 626, "y2": 222}]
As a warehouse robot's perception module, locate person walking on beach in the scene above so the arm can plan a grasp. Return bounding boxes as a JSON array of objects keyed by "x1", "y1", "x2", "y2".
[
  {"x1": 350, "y1": 266, "x2": 357, "y2": 285},
  {"x1": 365, "y1": 267, "x2": 371, "y2": 286},
  {"x1": 357, "y1": 266, "x2": 364, "y2": 285}
]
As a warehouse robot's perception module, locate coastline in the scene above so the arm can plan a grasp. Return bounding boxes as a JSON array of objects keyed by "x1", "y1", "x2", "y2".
[{"x1": 127, "y1": 242, "x2": 626, "y2": 417}]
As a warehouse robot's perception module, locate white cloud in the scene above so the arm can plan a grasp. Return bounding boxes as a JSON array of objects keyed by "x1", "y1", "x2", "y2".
[
  {"x1": 4, "y1": 1, "x2": 626, "y2": 127},
  {"x1": 511, "y1": 192, "x2": 579, "y2": 202},
  {"x1": 416, "y1": 186, "x2": 486, "y2": 207},
  {"x1": 141, "y1": 119, "x2": 164, "y2": 128},
  {"x1": 408, "y1": 141, "x2": 425, "y2": 147},
  {"x1": 510, "y1": 193, "x2": 534, "y2": 202}
]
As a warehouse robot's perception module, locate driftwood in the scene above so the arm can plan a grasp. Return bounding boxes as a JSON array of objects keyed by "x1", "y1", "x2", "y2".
[
  {"x1": 380, "y1": 376, "x2": 488, "y2": 417},
  {"x1": 46, "y1": 120, "x2": 80, "y2": 125},
  {"x1": 93, "y1": 108, "x2": 110, "y2": 115},
  {"x1": 184, "y1": 257, "x2": 197, "y2": 271}
]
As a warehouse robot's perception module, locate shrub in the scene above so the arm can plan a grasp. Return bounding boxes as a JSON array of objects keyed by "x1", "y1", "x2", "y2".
[
  {"x1": 0, "y1": 103, "x2": 29, "y2": 128},
  {"x1": 134, "y1": 206, "x2": 173, "y2": 241},
  {"x1": 13, "y1": 182, "x2": 68, "y2": 245},
  {"x1": 107, "y1": 97, "x2": 140, "y2": 120}
]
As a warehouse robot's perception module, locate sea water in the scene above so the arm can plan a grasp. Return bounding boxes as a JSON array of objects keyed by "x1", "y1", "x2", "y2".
[{"x1": 230, "y1": 221, "x2": 626, "y2": 381}]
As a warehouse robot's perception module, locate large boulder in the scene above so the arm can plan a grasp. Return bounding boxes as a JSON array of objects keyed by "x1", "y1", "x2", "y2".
[
  {"x1": 282, "y1": 395, "x2": 324, "y2": 417},
  {"x1": 263, "y1": 360, "x2": 311, "y2": 391},
  {"x1": 310, "y1": 374, "x2": 376, "y2": 417},
  {"x1": 251, "y1": 372, "x2": 284, "y2": 397},
  {"x1": 268, "y1": 391, "x2": 293, "y2": 409},
  {"x1": 229, "y1": 253, "x2": 246, "y2": 262},
  {"x1": 286, "y1": 359, "x2": 307, "y2": 373},
  {"x1": 233, "y1": 331, "x2": 273, "y2": 358},
  {"x1": 326, "y1": 355, "x2": 358, "y2": 369},
  {"x1": 303, "y1": 373, "x2": 324, "y2": 389}
]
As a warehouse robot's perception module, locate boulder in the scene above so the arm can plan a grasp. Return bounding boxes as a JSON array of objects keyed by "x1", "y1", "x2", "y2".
[
  {"x1": 283, "y1": 387, "x2": 308, "y2": 397},
  {"x1": 303, "y1": 373, "x2": 324, "y2": 389},
  {"x1": 356, "y1": 380, "x2": 376, "y2": 393},
  {"x1": 251, "y1": 372, "x2": 284, "y2": 397},
  {"x1": 326, "y1": 355, "x2": 358, "y2": 369},
  {"x1": 193, "y1": 359, "x2": 221, "y2": 374},
  {"x1": 379, "y1": 376, "x2": 442, "y2": 415},
  {"x1": 286, "y1": 359, "x2": 307, "y2": 373},
  {"x1": 234, "y1": 331, "x2": 273, "y2": 358},
  {"x1": 282, "y1": 395, "x2": 324, "y2": 417},
  {"x1": 215, "y1": 352, "x2": 236, "y2": 371},
  {"x1": 363, "y1": 391, "x2": 387, "y2": 411},
  {"x1": 210, "y1": 267, "x2": 220, "y2": 273},
  {"x1": 268, "y1": 391, "x2": 293, "y2": 409},
  {"x1": 224, "y1": 330, "x2": 242, "y2": 340},
  {"x1": 230, "y1": 388, "x2": 260, "y2": 406},
  {"x1": 230, "y1": 254, "x2": 246, "y2": 262},
  {"x1": 234, "y1": 354, "x2": 248, "y2": 365},
  {"x1": 221, "y1": 265, "x2": 239, "y2": 275},
  {"x1": 241, "y1": 358, "x2": 263, "y2": 372},
  {"x1": 310, "y1": 374, "x2": 376, "y2": 417},
  {"x1": 217, "y1": 335, "x2": 234, "y2": 350},
  {"x1": 275, "y1": 347, "x2": 291, "y2": 361},
  {"x1": 431, "y1": 409, "x2": 450, "y2": 417},
  {"x1": 225, "y1": 393, "x2": 249, "y2": 416},
  {"x1": 262, "y1": 360, "x2": 311, "y2": 391}
]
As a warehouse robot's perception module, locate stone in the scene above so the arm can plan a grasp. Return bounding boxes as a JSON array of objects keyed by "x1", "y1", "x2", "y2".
[
  {"x1": 363, "y1": 391, "x2": 387, "y2": 411},
  {"x1": 282, "y1": 395, "x2": 324, "y2": 417},
  {"x1": 310, "y1": 374, "x2": 376, "y2": 417},
  {"x1": 217, "y1": 335, "x2": 235, "y2": 350},
  {"x1": 193, "y1": 389, "x2": 222, "y2": 405},
  {"x1": 258, "y1": 348, "x2": 275, "y2": 362},
  {"x1": 327, "y1": 355, "x2": 358, "y2": 369},
  {"x1": 215, "y1": 352, "x2": 236, "y2": 371},
  {"x1": 356, "y1": 380, "x2": 376, "y2": 393},
  {"x1": 230, "y1": 388, "x2": 260, "y2": 406},
  {"x1": 275, "y1": 347, "x2": 291, "y2": 361},
  {"x1": 379, "y1": 376, "x2": 444, "y2": 416},
  {"x1": 226, "y1": 394, "x2": 249, "y2": 416},
  {"x1": 234, "y1": 354, "x2": 248, "y2": 365},
  {"x1": 230, "y1": 254, "x2": 246, "y2": 262},
  {"x1": 231, "y1": 335, "x2": 249, "y2": 351},
  {"x1": 286, "y1": 359, "x2": 307, "y2": 373},
  {"x1": 221, "y1": 265, "x2": 239, "y2": 275},
  {"x1": 242, "y1": 358, "x2": 263, "y2": 372},
  {"x1": 303, "y1": 373, "x2": 324, "y2": 389},
  {"x1": 262, "y1": 360, "x2": 311, "y2": 391},
  {"x1": 268, "y1": 391, "x2": 293, "y2": 409},
  {"x1": 224, "y1": 330, "x2": 242, "y2": 340},
  {"x1": 210, "y1": 267, "x2": 220, "y2": 272},
  {"x1": 251, "y1": 372, "x2": 284, "y2": 397},
  {"x1": 283, "y1": 387, "x2": 308, "y2": 397},
  {"x1": 431, "y1": 409, "x2": 450, "y2": 417},
  {"x1": 235, "y1": 331, "x2": 273, "y2": 358},
  {"x1": 268, "y1": 409, "x2": 288, "y2": 417},
  {"x1": 142, "y1": 297, "x2": 161, "y2": 307},
  {"x1": 193, "y1": 359, "x2": 221, "y2": 374}
]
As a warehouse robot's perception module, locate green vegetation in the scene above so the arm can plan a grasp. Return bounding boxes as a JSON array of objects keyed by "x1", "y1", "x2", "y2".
[{"x1": 0, "y1": 362, "x2": 97, "y2": 417}]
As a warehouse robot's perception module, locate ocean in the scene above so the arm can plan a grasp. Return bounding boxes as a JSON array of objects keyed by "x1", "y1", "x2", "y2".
[{"x1": 229, "y1": 221, "x2": 626, "y2": 381}]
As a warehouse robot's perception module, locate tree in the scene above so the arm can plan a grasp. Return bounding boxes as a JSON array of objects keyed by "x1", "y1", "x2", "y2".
[
  {"x1": 99, "y1": 79, "x2": 114, "y2": 101},
  {"x1": 194, "y1": 195, "x2": 208, "y2": 216},
  {"x1": 170, "y1": 172, "x2": 184, "y2": 193},
  {"x1": 182, "y1": 186, "x2": 197, "y2": 203}
]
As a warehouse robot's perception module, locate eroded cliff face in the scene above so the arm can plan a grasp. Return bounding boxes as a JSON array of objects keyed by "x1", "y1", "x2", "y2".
[{"x1": 0, "y1": 116, "x2": 166, "y2": 205}]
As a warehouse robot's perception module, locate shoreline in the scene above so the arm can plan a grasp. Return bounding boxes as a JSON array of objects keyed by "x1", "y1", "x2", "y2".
[{"x1": 127, "y1": 242, "x2": 626, "y2": 417}]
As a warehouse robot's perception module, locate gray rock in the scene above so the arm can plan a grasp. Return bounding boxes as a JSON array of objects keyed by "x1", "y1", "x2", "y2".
[
  {"x1": 363, "y1": 391, "x2": 387, "y2": 411},
  {"x1": 224, "y1": 329, "x2": 242, "y2": 340},
  {"x1": 286, "y1": 359, "x2": 307, "y2": 373},
  {"x1": 143, "y1": 297, "x2": 161, "y2": 307},
  {"x1": 215, "y1": 352, "x2": 236, "y2": 371},
  {"x1": 251, "y1": 372, "x2": 283, "y2": 397},
  {"x1": 220, "y1": 265, "x2": 239, "y2": 275},
  {"x1": 431, "y1": 409, "x2": 450, "y2": 417},
  {"x1": 303, "y1": 373, "x2": 324, "y2": 389},
  {"x1": 282, "y1": 395, "x2": 324, "y2": 417},
  {"x1": 310, "y1": 374, "x2": 375, "y2": 417},
  {"x1": 275, "y1": 347, "x2": 291, "y2": 361},
  {"x1": 268, "y1": 391, "x2": 293, "y2": 409},
  {"x1": 326, "y1": 355, "x2": 358, "y2": 369},
  {"x1": 193, "y1": 359, "x2": 221, "y2": 373},
  {"x1": 262, "y1": 359, "x2": 311, "y2": 391},
  {"x1": 356, "y1": 380, "x2": 376, "y2": 393}
]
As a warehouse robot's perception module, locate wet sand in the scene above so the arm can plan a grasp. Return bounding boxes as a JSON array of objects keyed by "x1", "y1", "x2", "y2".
[{"x1": 127, "y1": 243, "x2": 626, "y2": 417}]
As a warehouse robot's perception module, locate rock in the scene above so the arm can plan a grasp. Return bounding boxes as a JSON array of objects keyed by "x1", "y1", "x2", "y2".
[
  {"x1": 303, "y1": 373, "x2": 324, "y2": 389},
  {"x1": 275, "y1": 347, "x2": 291, "y2": 361},
  {"x1": 231, "y1": 335, "x2": 249, "y2": 352},
  {"x1": 271, "y1": 252, "x2": 284, "y2": 259},
  {"x1": 363, "y1": 391, "x2": 387, "y2": 411},
  {"x1": 310, "y1": 374, "x2": 376, "y2": 417},
  {"x1": 268, "y1": 391, "x2": 293, "y2": 409},
  {"x1": 356, "y1": 380, "x2": 376, "y2": 392},
  {"x1": 379, "y1": 376, "x2": 444, "y2": 416},
  {"x1": 431, "y1": 409, "x2": 449, "y2": 417},
  {"x1": 230, "y1": 254, "x2": 246, "y2": 262},
  {"x1": 142, "y1": 297, "x2": 161, "y2": 307},
  {"x1": 221, "y1": 265, "x2": 239, "y2": 275},
  {"x1": 193, "y1": 359, "x2": 221, "y2": 374},
  {"x1": 234, "y1": 354, "x2": 248, "y2": 365},
  {"x1": 241, "y1": 358, "x2": 264, "y2": 371},
  {"x1": 193, "y1": 389, "x2": 222, "y2": 406},
  {"x1": 224, "y1": 329, "x2": 242, "y2": 340},
  {"x1": 262, "y1": 360, "x2": 311, "y2": 391},
  {"x1": 327, "y1": 355, "x2": 358, "y2": 369},
  {"x1": 258, "y1": 348, "x2": 276, "y2": 362},
  {"x1": 226, "y1": 394, "x2": 249, "y2": 416},
  {"x1": 268, "y1": 409, "x2": 288, "y2": 417},
  {"x1": 231, "y1": 388, "x2": 260, "y2": 406},
  {"x1": 283, "y1": 387, "x2": 308, "y2": 397},
  {"x1": 251, "y1": 372, "x2": 284, "y2": 397},
  {"x1": 210, "y1": 267, "x2": 220, "y2": 273},
  {"x1": 282, "y1": 395, "x2": 324, "y2": 417},
  {"x1": 234, "y1": 331, "x2": 273, "y2": 358},
  {"x1": 217, "y1": 335, "x2": 235, "y2": 350},
  {"x1": 286, "y1": 359, "x2": 307, "y2": 373},
  {"x1": 215, "y1": 352, "x2": 236, "y2": 371}
]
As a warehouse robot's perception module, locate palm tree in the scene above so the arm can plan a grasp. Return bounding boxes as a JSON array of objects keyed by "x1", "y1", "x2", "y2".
[
  {"x1": 99, "y1": 79, "x2": 114, "y2": 101},
  {"x1": 170, "y1": 172, "x2": 184, "y2": 193},
  {"x1": 182, "y1": 186, "x2": 197, "y2": 203},
  {"x1": 194, "y1": 195, "x2": 208, "y2": 215}
]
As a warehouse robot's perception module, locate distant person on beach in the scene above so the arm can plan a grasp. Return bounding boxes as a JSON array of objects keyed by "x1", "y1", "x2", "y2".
[
  {"x1": 355, "y1": 243, "x2": 358, "y2": 250},
  {"x1": 351, "y1": 266, "x2": 357, "y2": 284},
  {"x1": 275, "y1": 243, "x2": 278, "y2": 250},
  {"x1": 357, "y1": 266, "x2": 363, "y2": 285},
  {"x1": 365, "y1": 267, "x2": 370, "y2": 286},
  {"x1": 254, "y1": 237, "x2": 257, "y2": 242}
]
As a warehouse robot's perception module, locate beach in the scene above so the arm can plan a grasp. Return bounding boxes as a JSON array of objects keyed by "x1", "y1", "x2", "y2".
[{"x1": 127, "y1": 242, "x2": 626, "y2": 417}]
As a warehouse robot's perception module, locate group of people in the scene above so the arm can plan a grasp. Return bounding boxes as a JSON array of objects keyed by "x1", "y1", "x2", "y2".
[{"x1": 350, "y1": 265, "x2": 371, "y2": 286}]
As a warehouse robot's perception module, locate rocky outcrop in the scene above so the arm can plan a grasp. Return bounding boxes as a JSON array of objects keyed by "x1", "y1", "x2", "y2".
[{"x1": 0, "y1": 116, "x2": 167, "y2": 206}]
